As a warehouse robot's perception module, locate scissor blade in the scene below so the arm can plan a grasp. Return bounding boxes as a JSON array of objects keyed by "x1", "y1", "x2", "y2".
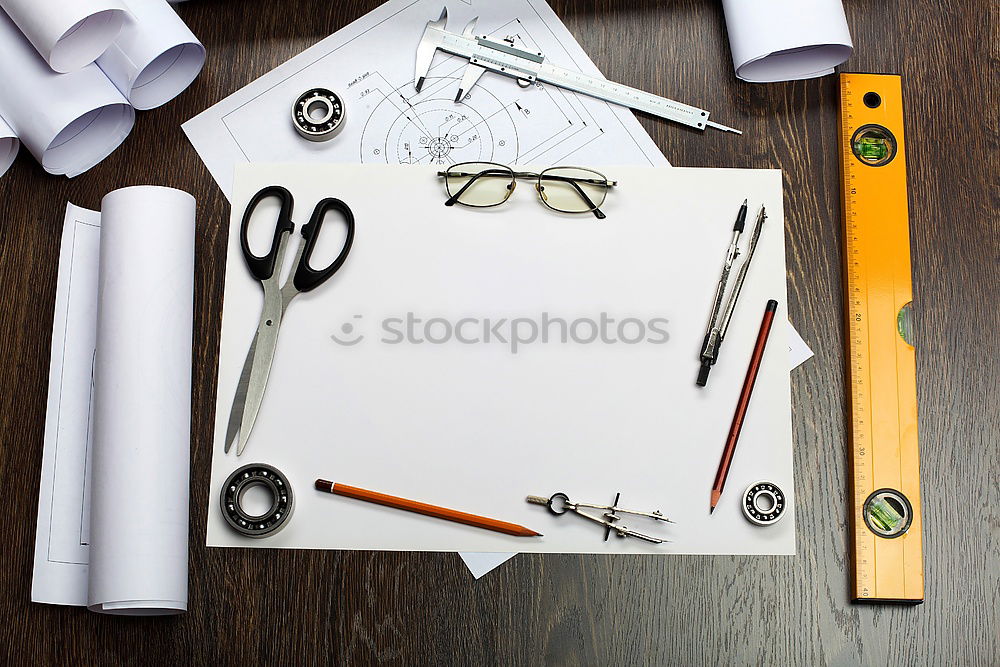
[
  {"x1": 223, "y1": 332, "x2": 258, "y2": 453},
  {"x1": 236, "y1": 312, "x2": 282, "y2": 455}
]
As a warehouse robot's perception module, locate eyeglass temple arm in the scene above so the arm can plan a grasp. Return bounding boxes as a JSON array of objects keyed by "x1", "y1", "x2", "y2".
[
  {"x1": 441, "y1": 169, "x2": 514, "y2": 206},
  {"x1": 526, "y1": 173, "x2": 617, "y2": 187}
]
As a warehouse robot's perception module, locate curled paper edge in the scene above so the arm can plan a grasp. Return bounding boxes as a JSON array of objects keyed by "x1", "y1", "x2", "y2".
[
  {"x1": 0, "y1": 116, "x2": 18, "y2": 177},
  {"x1": 0, "y1": 0, "x2": 131, "y2": 73},
  {"x1": 97, "y1": 0, "x2": 206, "y2": 110},
  {"x1": 736, "y1": 43, "x2": 853, "y2": 83}
]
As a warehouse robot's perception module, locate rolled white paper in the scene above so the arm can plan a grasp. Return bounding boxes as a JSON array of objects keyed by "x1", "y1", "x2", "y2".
[
  {"x1": 98, "y1": 0, "x2": 205, "y2": 110},
  {"x1": 722, "y1": 0, "x2": 853, "y2": 83},
  {"x1": 88, "y1": 186, "x2": 196, "y2": 615},
  {"x1": 0, "y1": 12, "x2": 134, "y2": 177},
  {"x1": 0, "y1": 114, "x2": 17, "y2": 177},
  {"x1": 0, "y1": 0, "x2": 129, "y2": 73}
]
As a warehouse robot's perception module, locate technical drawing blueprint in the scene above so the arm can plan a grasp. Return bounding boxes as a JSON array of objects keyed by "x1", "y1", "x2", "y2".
[
  {"x1": 183, "y1": 0, "x2": 668, "y2": 198},
  {"x1": 32, "y1": 205, "x2": 101, "y2": 605}
]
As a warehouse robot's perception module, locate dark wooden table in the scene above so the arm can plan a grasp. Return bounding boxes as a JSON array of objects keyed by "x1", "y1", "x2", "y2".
[{"x1": 1, "y1": 1, "x2": 996, "y2": 664}]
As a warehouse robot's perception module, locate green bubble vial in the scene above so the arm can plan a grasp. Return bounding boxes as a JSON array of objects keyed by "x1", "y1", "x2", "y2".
[{"x1": 868, "y1": 496, "x2": 905, "y2": 532}]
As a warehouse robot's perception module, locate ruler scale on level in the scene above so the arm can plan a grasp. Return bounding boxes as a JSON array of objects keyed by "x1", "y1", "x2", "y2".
[
  {"x1": 838, "y1": 73, "x2": 923, "y2": 604},
  {"x1": 415, "y1": 8, "x2": 740, "y2": 135}
]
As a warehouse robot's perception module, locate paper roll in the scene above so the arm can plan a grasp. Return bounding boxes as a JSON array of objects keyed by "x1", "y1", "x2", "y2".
[
  {"x1": 0, "y1": 0, "x2": 129, "y2": 73},
  {"x1": 0, "y1": 115, "x2": 17, "y2": 177},
  {"x1": 0, "y1": 12, "x2": 134, "y2": 177},
  {"x1": 98, "y1": 0, "x2": 205, "y2": 110},
  {"x1": 88, "y1": 186, "x2": 195, "y2": 615},
  {"x1": 721, "y1": 0, "x2": 852, "y2": 83}
]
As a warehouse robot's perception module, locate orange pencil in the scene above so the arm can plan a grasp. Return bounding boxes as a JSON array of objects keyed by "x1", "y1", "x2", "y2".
[{"x1": 314, "y1": 480, "x2": 542, "y2": 537}]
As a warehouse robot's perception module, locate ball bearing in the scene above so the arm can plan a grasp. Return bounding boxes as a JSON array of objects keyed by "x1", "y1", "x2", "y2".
[
  {"x1": 742, "y1": 480, "x2": 787, "y2": 526},
  {"x1": 221, "y1": 463, "x2": 294, "y2": 538},
  {"x1": 292, "y1": 88, "x2": 346, "y2": 141}
]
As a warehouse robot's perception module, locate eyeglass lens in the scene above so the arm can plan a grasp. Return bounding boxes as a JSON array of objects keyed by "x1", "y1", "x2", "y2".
[
  {"x1": 443, "y1": 162, "x2": 515, "y2": 207},
  {"x1": 537, "y1": 166, "x2": 609, "y2": 213}
]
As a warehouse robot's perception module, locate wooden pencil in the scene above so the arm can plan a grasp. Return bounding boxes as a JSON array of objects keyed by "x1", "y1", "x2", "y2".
[
  {"x1": 315, "y1": 479, "x2": 542, "y2": 537},
  {"x1": 710, "y1": 299, "x2": 779, "y2": 513}
]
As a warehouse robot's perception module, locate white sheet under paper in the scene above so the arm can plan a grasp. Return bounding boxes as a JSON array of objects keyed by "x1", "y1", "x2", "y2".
[
  {"x1": 787, "y1": 322, "x2": 814, "y2": 369},
  {"x1": 459, "y1": 319, "x2": 813, "y2": 578},
  {"x1": 0, "y1": 0, "x2": 128, "y2": 73},
  {"x1": 0, "y1": 11, "x2": 134, "y2": 177},
  {"x1": 721, "y1": 0, "x2": 852, "y2": 83},
  {"x1": 31, "y1": 191, "x2": 195, "y2": 614},
  {"x1": 0, "y1": 114, "x2": 17, "y2": 177},
  {"x1": 31, "y1": 204, "x2": 101, "y2": 607},
  {"x1": 182, "y1": 0, "x2": 668, "y2": 200},
  {"x1": 460, "y1": 553, "x2": 518, "y2": 579},
  {"x1": 207, "y1": 163, "x2": 795, "y2": 557},
  {"x1": 97, "y1": 0, "x2": 205, "y2": 110}
]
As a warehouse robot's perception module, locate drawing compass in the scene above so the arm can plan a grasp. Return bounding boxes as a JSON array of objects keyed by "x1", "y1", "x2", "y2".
[
  {"x1": 526, "y1": 492, "x2": 674, "y2": 543},
  {"x1": 697, "y1": 201, "x2": 767, "y2": 386},
  {"x1": 414, "y1": 7, "x2": 740, "y2": 134}
]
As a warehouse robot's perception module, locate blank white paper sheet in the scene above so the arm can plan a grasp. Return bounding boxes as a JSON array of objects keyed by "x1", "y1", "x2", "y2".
[{"x1": 207, "y1": 164, "x2": 795, "y2": 556}]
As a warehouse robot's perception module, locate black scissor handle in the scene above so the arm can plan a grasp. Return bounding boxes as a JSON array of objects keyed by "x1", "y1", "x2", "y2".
[
  {"x1": 293, "y1": 197, "x2": 355, "y2": 292},
  {"x1": 240, "y1": 185, "x2": 295, "y2": 281}
]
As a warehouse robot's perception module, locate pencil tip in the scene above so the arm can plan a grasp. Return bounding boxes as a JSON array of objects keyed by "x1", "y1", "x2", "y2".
[
  {"x1": 742, "y1": 198, "x2": 748, "y2": 205},
  {"x1": 709, "y1": 505, "x2": 715, "y2": 514}
]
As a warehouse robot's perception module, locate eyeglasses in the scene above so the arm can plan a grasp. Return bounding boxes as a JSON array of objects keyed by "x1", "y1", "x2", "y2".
[{"x1": 438, "y1": 162, "x2": 617, "y2": 219}]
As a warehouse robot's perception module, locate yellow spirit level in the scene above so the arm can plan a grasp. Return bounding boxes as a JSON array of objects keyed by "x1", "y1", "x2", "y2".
[{"x1": 838, "y1": 73, "x2": 923, "y2": 603}]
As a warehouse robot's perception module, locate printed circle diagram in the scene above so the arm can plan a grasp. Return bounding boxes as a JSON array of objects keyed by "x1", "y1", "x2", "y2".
[{"x1": 360, "y1": 77, "x2": 518, "y2": 165}]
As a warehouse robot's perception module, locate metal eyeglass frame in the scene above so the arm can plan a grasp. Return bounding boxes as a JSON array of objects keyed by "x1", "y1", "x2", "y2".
[{"x1": 438, "y1": 162, "x2": 618, "y2": 219}]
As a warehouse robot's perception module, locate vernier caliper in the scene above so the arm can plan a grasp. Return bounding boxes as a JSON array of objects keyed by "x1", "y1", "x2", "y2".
[{"x1": 414, "y1": 8, "x2": 740, "y2": 135}]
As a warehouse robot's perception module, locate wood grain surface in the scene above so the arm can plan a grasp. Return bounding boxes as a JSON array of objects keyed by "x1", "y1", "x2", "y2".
[{"x1": 1, "y1": 0, "x2": 997, "y2": 664}]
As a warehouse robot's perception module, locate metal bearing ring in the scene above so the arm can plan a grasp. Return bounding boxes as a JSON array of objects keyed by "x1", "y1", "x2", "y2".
[
  {"x1": 742, "y1": 481, "x2": 787, "y2": 526},
  {"x1": 292, "y1": 88, "x2": 346, "y2": 141},
  {"x1": 221, "y1": 463, "x2": 294, "y2": 538}
]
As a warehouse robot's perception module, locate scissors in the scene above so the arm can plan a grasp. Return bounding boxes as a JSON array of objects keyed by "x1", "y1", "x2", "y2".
[{"x1": 224, "y1": 185, "x2": 355, "y2": 455}]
